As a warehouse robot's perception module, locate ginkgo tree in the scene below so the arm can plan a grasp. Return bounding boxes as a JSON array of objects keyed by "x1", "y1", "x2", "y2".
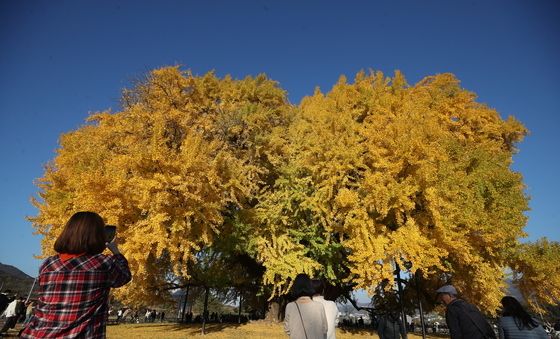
[
  {"x1": 31, "y1": 66, "x2": 559, "y2": 314},
  {"x1": 31, "y1": 66, "x2": 292, "y2": 305},
  {"x1": 252, "y1": 70, "x2": 552, "y2": 314},
  {"x1": 510, "y1": 239, "x2": 560, "y2": 314}
]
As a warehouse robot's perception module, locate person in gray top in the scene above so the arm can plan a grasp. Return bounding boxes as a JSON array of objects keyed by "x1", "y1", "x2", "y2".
[
  {"x1": 498, "y1": 296, "x2": 548, "y2": 339},
  {"x1": 284, "y1": 274, "x2": 327, "y2": 339}
]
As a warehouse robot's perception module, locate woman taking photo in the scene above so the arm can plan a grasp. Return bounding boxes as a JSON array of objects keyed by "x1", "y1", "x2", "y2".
[
  {"x1": 498, "y1": 296, "x2": 548, "y2": 339},
  {"x1": 284, "y1": 274, "x2": 327, "y2": 339},
  {"x1": 21, "y1": 211, "x2": 132, "y2": 338}
]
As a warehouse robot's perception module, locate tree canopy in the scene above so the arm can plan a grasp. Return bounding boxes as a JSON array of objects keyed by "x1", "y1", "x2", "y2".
[
  {"x1": 31, "y1": 66, "x2": 559, "y2": 314},
  {"x1": 31, "y1": 66, "x2": 291, "y2": 304}
]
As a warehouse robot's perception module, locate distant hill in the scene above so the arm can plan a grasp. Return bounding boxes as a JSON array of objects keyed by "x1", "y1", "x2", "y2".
[{"x1": 0, "y1": 262, "x2": 36, "y2": 298}]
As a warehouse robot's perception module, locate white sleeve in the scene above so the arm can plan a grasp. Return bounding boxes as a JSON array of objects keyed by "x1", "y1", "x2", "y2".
[{"x1": 330, "y1": 301, "x2": 339, "y2": 326}]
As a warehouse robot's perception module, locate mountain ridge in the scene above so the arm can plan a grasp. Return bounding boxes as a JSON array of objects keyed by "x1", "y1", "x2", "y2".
[{"x1": 0, "y1": 262, "x2": 36, "y2": 297}]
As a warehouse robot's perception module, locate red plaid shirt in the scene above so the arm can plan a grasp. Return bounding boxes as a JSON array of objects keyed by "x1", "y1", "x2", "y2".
[{"x1": 21, "y1": 253, "x2": 131, "y2": 338}]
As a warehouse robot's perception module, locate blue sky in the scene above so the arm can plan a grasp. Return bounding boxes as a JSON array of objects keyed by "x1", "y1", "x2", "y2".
[{"x1": 1, "y1": 1, "x2": 559, "y2": 277}]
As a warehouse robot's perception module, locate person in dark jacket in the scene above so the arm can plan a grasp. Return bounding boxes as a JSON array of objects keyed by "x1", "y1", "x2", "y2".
[
  {"x1": 377, "y1": 311, "x2": 406, "y2": 339},
  {"x1": 436, "y1": 285, "x2": 496, "y2": 339},
  {"x1": 0, "y1": 290, "x2": 12, "y2": 315}
]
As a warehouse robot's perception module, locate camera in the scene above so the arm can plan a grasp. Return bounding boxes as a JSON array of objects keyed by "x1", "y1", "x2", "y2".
[{"x1": 104, "y1": 225, "x2": 117, "y2": 243}]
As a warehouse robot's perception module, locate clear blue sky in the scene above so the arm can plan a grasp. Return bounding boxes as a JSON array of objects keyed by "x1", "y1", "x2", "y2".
[{"x1": 1, "y1": 1, "x2": 559, "y2": 277}]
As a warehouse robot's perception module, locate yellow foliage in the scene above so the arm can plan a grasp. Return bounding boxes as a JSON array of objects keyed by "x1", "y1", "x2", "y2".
[
  {"x1": 31, "y1": 66, "x2": 291, "y2": 305},
  {"x1": 256, "y1": 233, "x2": 323, "y2": 297},
  {"x1": 511, "y1": 239, "x2": 560, "y2": 314},
  {"x1": 31, "y1": 67, "x2": 544, "y2": 314},
  {"x1": 254, "y1": 70, "x2": 529, "y2": 313}
]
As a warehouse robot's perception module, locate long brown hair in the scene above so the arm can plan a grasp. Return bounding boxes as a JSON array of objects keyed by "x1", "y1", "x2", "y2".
[{"x1": 54, "y1": 211, "x2": 106, "y2": 255}]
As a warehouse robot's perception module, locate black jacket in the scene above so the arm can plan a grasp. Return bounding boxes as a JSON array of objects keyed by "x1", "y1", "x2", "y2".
[
  {"x1": 0, "y1": 293, "x2": 9, "y2": 314},
  {"x1": 446, "y1": 299, "x2": 496, "y2": 339}
]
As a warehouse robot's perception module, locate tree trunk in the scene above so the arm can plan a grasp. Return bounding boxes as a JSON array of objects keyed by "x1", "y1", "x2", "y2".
[
  {"x1": 181, "y1": 284, "x2": 189, "y2": 322},
  {"x1": 264, "y1": 301, "x2": 281, "y2": 322},
  {"x1": 202, "y1": 286, "x2": 209, "y2": 335},
  {"x1": 238, "y1": 290, "x2": 242, "y2": 324},
  {"x1": 395, "y1": 263, "x2": 409, "y2": 339}
]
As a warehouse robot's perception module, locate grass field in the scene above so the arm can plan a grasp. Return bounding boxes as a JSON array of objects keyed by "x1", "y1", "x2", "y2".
[
  {"x1": 105, "y1": 322, "x2": 446, "y2": 338},
  {"x1": 1, "y1": 321, "x2": 446, "y2": 338}
]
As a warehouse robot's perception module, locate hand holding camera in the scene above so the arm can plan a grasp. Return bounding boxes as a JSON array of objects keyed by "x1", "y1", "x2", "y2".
[{"x1": 104, "y1": 225, "x2": 121, "y2": 255}]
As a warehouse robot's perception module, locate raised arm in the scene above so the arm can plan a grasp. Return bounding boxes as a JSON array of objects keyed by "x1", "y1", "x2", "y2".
[{"x1": 106, "y1": 240, "x2": 132, "y2": 287}]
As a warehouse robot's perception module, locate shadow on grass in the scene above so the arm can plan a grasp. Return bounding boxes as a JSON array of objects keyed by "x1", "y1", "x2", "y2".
[
  {"x1": 200, "y1": 323, "x2": 244, "y2": 334},
  {"x1": 338, "y1": 327, "x2": 376, "y2": 335},
  {"x1": 337, "y1": 327, "x2": 449, "y2": 339},
  {"x1": 123, "y1": 322, "x2": 244, "y2": 334}
]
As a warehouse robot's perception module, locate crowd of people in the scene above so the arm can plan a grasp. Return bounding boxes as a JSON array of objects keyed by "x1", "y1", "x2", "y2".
[
  {"x1": 1, "y1": 211, "x2": 559, "y2": 339},
  {"x1": 108, "y1": 307, "x2": 253, "y2": 325},
  {"x1": 179, "y1": 311, "x2": 249, "y2": 324},
  {"x1": 372, "y1": 285, "x2": 557, "y2": 339},
  {"x1": 434, "y1": 284, "x2": 553, "y2": 339},
  {"x1": 282, "y1": 278, "x2": 557, "y2": 339}
]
